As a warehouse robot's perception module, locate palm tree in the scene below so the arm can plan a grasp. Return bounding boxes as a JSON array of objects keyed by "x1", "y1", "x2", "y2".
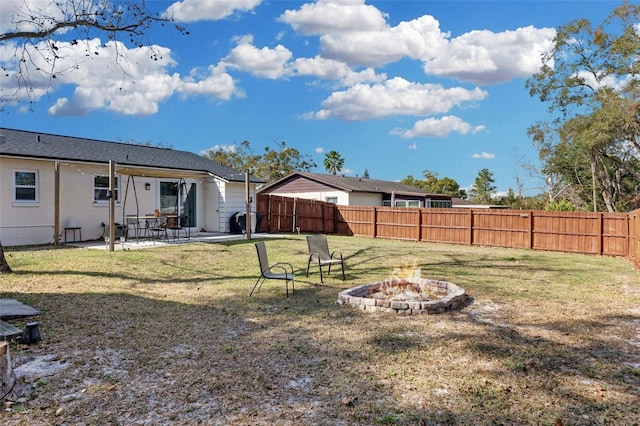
[{"x1": 324, "y1": 151, "x2": 344, "y2": 175}]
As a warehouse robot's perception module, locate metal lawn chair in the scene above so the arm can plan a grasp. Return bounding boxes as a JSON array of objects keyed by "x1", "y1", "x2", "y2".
[
  {"x1": 147, "y1": 216, "x2": 168, "y2": 242},
  {"x1": 306, "y1": 234, "x2": 345, "y2": 283},
  {"x1": 125, "y1": 215, "x2": 143, "y2": 243},
  {"x1": 251, "y1": 241, "x2": 295, "y2": 297}
]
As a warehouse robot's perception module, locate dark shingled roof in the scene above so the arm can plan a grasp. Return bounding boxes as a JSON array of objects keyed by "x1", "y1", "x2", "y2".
[
  {"x1": 261, "y1": 171, "x2": 443, "y2": 197},
  {"x1": 0, "y1": 128, "x2": 262, "y2": 183}
]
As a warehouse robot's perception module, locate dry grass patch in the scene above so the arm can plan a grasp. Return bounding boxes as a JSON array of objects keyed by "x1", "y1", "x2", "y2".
[{"x1": 1, "y1": 235, "x2": 639, "y2": 425}]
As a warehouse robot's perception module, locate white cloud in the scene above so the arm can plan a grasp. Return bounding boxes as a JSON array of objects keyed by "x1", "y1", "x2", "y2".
[
  {"x1": 28, "y1": 39, "x2": 182, "y2": 116},
  {"x1": 399, "y1": 115, "x2": 486, "y2": 139},
  {"x1": 1, "y1": 0, "x2": 85, "y2": 35},
  {"x1": 1, "y1": 37, "x2": 243, "y2": 116},
  {"x1": 471, "y1": 152, "x2": 496, "y2": 159},
  {"x1": 165, "y1": 0, "x2": 261, "y2": 22},
  {"x1": 222, "y1": 35, "x2": 293, "y2": 79},
  {"x1": 292, "y1": 56, "x2": 386, "y2": 85},
  {"x1": 315, "y1": 147, "x2": 324, "y2": 154},
  {"x1": 281, "y1": 2, "x2": 553, "y2": 84},
  {"x1": 311, "y1": 77, "x2": 487, "y2": 121},
  {"x1": 179, "y1": 64, "x2": 242, "y2": 100},
  {"x1": 424, "y1": 26, "x2": 556, "y2": 84},
  {"x1": 319, "y1": 15, "x2": 449, "y2": 68},
  {"x1": 203, "y1": 144, "x2": 237, "y2": 154},
  {"x1": 575, "y1": 70, "x2": 634, "y2": 93},
  {"x1": 408, "y1": 143, "x2": 417, "y2": 150},
  {"x1": 279, "y1": 0, "x2": 388, "y2": 35}
]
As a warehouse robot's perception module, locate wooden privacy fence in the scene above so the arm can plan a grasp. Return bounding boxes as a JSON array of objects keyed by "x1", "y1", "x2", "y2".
[
  {"x1": 256, "y1": 195, "x2": 337, "y2": 234},
  {"x1": 629, "y1": 209, "x2": 640, "y2": 269},
  {"x1": 258, "y1": 194, "x2": 639, "y2": 265}
]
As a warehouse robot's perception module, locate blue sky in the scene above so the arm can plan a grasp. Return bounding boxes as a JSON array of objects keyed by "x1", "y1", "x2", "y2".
[{"x1": 0, "y1": 0, "x2": 629, "y2": 195}]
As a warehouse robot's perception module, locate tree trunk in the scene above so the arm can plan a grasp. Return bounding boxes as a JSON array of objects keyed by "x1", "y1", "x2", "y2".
[
  {"x1": 591, "y1": 158, "x2": 598, "y2": 213},
  {"x1": 0, "y1": 342, "x2": 16, "y2": 400},
  {"x1": 0, "y1": 241, "x2": 12, "y2": 274}
]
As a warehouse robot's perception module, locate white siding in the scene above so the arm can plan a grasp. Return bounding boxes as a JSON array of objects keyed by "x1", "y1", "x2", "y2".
[
  {"x1": 348, "y1": 192, "x2": 382, "y2": 206},
  {"x1": 217, "y1": 181, "x2": 258, "y2": 233},
  {"x1": 269, "y1": 190, "x2": 348, "y2": 205},
  {"x1": 0, "y1": 157, "x2": 234, "y2": 246}
]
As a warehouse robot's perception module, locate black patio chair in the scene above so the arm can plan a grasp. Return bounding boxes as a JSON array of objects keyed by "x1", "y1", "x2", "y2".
[
  {"x1": 147, "y1": 216, "x2": 168, "y2": 242},
  {"x1": 251, "y1": 241, "x2": 295, "y2": 297}
]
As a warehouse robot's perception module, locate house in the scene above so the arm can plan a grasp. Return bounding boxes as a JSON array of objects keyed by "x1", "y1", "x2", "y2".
[
  {"x1": 452, "y1": 198, "x2": 509, "y2": 209},
  {"x1": 257, "y1": 171, "x2": 452, "y2": 208},
  {"x1": 0, "y1": 128, "x2": 264, "y2": 246}
]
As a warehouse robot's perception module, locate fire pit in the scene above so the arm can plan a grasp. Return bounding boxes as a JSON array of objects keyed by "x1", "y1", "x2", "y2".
[{"x1": 336, "y1": 260, "x2": 466, "y2": 314}]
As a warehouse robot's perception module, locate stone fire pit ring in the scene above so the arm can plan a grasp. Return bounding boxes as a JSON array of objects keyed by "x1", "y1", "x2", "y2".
[{"x1": 336, "y1": 278, "x2": 466, "y2": 315}]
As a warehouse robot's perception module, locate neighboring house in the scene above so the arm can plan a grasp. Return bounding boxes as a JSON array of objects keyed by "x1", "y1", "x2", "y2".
[
  {"x1": 452, "y1": 198, "x2": 509, "y2": 209},
  {"x1": 258, "y1": 171, "x2": 452, "y2": 208},
  {"x1": 0, "y1": 128, "x2": 264, "y2": 246}
]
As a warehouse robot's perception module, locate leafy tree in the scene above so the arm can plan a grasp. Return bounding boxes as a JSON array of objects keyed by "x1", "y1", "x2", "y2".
[
  {"x1": 324, "y1": 151, "x2": 344, "y2": 175},
  {"x1": 546, "y1": 199, "x2": 578, "y2": 211},
  {"x1": 362, "y1": 169, "x2": 370, "y2": 179},
  {"x1": 0, "y1": 0, "x2": 179, "y2": 273},
  {"x1": 469, "y1": 168, "x2": 496, "y2": 204},
  {"x1": 0, "y1": 0, "x2": 186, "y2": 110},
  {"x1": 202, "y1": 140, "x2": 315, "y2": 184},
  {"x1": 260, "y1": 141, "x2": 316, "y2": 183},
  {"x1": 526, "y1": 3, "x2": 640, "y2": 212},
  {"x1": 401, "y1": 170, "x2": 467, "y2": 198},
  {"x1": 202, "y1": 141, "x2": 260, "y2": 171}
]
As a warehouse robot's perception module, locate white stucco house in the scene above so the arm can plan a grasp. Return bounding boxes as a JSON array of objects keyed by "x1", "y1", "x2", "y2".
[
  {"x1": 0, "y1": 128, "x2": 263, "y2": 246},
  {"x1": 257, "y1": 171, "x2": 452, "y2": 208}
]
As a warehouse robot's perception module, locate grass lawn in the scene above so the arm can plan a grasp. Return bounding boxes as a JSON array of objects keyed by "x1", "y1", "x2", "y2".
[{"x1": 1, "y1": 235, "x2": 639, "y2": 425}]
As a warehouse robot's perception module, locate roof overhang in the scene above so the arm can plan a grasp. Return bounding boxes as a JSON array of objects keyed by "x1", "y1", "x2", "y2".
[{"x1": 115, "y1": 166, "x2": 213, "y2": 179}]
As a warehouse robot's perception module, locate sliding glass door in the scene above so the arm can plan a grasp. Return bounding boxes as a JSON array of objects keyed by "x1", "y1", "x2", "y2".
[{"x1": 159, "y1": 180, "x2": 196, "y2": 227}]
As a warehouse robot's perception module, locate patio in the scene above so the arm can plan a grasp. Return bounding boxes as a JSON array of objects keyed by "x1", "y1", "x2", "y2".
[{"x1": 65, "y1": 232, "x2": 283, "y2": 250}]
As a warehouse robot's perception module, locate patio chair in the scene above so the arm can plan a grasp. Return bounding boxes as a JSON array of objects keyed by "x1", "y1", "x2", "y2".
[
  {"x1": 147, "y1": 216, "x2": 168, "y2": 242},
  {"x1": 125, "y1": 215, "x2": 143, "y2": 243},
  {"x1": 306, "y1": 234, "x2": 345, "y2": 283},
  {"x1": 166, "y1": 215, "x2": 190, "y2": 241},
  {"x1": 251, "y1": 241, "x2": 295, "y2": 297}
]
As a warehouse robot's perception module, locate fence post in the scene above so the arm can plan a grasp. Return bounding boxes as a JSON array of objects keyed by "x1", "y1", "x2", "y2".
[
  {"x1": 267, "y1": 194, "x2": 273, "y2": 233},
  {"x1": 416, "y1": 208, "x2": 421, "y2": 242},
  {"x1": 527, "y1": 210, "x2": 533, "y2": 249},
  {"x1": 371, "y1": 206, "x2": 377, "y2": 238},
  {"x1": 597, "y1": 212, "x2": 603, "y2": 255},
  {"x1": 468, "y1": 209, "x2": 473, "y2": 245}
]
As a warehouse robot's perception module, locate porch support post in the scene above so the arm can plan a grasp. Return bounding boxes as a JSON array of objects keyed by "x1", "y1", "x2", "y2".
[
  {"x1": 109, "y1": 160, "x2": 116, "y2": 251},
  {"x1": 54, "y1": 161, "x2": 60, "y2": 246},
  {"x1": 245, "y1": 170, "x2": 251, "y2": 240}
]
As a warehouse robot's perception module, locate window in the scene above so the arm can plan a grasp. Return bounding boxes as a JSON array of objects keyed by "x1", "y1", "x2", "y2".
[
  {"x1": 426, "y1": 199, "x2": 452, "y2": 208},
  {"x1": 325, "y1": 197, "x2": 338, "y2": 204},
  {"x1": 14, "y1": 170, "x2": 38, "y2": 202},
  {"x1": 94, "y1": 175, "x2": 119, "y2": 202},
  {"x1": 392, "y1": 200, "x2": 420, "y2": 208}
]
